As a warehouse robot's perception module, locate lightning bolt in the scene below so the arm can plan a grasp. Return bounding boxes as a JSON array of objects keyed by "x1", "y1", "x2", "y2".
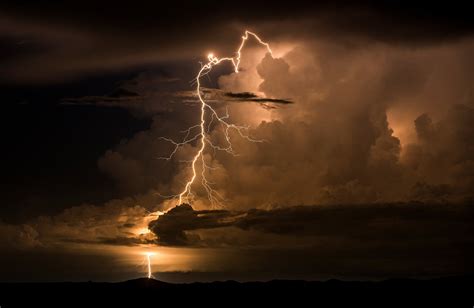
[
  {"x1": 145, "y1": 252, "x2": 154, "y2": 279},
  {"x1": 159, "y1": 31, "x2": 273, "y2": 207}
]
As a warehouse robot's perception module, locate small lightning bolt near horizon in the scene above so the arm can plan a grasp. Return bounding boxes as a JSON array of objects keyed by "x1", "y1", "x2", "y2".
[
  {"x1": 159, "y1": 30, "x2": 274, "y2": 208},
  {"x1": 144, "y1": 252, "x2": 155, "y2": 279}
]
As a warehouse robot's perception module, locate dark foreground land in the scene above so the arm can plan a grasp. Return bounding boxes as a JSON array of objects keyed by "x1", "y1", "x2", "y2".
[{"x1": 1, "y1": 276, "x2": 473, "y2": 306}]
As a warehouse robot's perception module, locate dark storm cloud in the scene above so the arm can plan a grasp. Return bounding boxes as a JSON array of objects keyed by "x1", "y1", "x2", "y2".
[
  {"x1": 147, "y1": 203, "x2": 473, "y2": 278},
  {"x1": 61, "y1": 89, "x2": 143, "y2": 107},
  {"x1": 1, "y1": 1, "x2": 474, "y2": 83},
  {"x1": 224, "y1": 92, "x2": 293, "y2": 104},
  {"x1": 149, "y1": 202, "x2": 474, "y2": 247},
  {"x1": 2, "y1": 1, "x2": 473, "y2": 42},
  {"x1": 65, "y1": 236, "x2": 154, "y2": 246},
  {"x1": 224, "y1": 92, "x2": 294, "y2": 105},
  {"x1": 183, "y1": 88, "x2": 294, "y2": 106},
  {"x1": 61, "y1": 87, "x2": 293, "y2": 114},
  {"x1": 243, "y1": 98, "x2": 293, "y2": 105},
  {"x1": 148, "y1": 204, "x2": 239, "y2": 245},
  {"x1": 225, "y1": 92, "x2": 258, "y2": 99}
]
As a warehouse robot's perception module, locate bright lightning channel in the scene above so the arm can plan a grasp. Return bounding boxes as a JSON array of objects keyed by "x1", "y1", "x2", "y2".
[
  {"x1": 145, "y1": 252, "x2": 155, "y2": 279},
  {"x1": 159, "y1": 30, "x2": 274, "y2": 207}
]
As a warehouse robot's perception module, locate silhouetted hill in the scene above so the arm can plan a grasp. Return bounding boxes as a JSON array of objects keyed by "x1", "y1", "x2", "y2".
[{"x1": 0, "y1": 276, "x2": 472, "y2": 306}]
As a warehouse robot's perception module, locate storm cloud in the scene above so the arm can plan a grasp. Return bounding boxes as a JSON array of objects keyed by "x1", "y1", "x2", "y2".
[
  {"x1": 1, "y1": 2, "x2": 474, "y2": 83},
  {"x1": 83, "y1": 35, "x2": 474, "y2": 211},
  {"x1": 146, "y1": 202, "x2": 473, "y2": 278},
  {"x1": 149, "y1": 203, "x2": 474, "y2": 246},
  {"x1": 2, "y1": 1, "x2": 474, "y2": 282}
]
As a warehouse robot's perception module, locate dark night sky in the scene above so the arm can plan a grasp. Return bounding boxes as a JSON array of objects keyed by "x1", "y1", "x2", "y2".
[
  {"x1": 0, "y1": 1, "x2": 473, "y2": 282},
  {"x1": 2, "y1": 74, "x2": 146, "y2": 221}
]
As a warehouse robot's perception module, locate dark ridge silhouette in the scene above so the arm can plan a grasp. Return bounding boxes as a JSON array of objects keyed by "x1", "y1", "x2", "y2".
[{"x1": 0, "y1": 276, "x2": 472, "y2": 306}]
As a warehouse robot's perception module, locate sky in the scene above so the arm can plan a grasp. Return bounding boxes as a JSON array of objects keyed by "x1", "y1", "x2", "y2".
[{"x1": 1, "y1": 1, "x2": 473, "y2": 282}]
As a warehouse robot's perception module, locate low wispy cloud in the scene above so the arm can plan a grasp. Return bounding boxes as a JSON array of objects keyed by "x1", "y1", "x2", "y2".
[{"x1": 61, "y1": 84, "x2": 294, "y2": 115}]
